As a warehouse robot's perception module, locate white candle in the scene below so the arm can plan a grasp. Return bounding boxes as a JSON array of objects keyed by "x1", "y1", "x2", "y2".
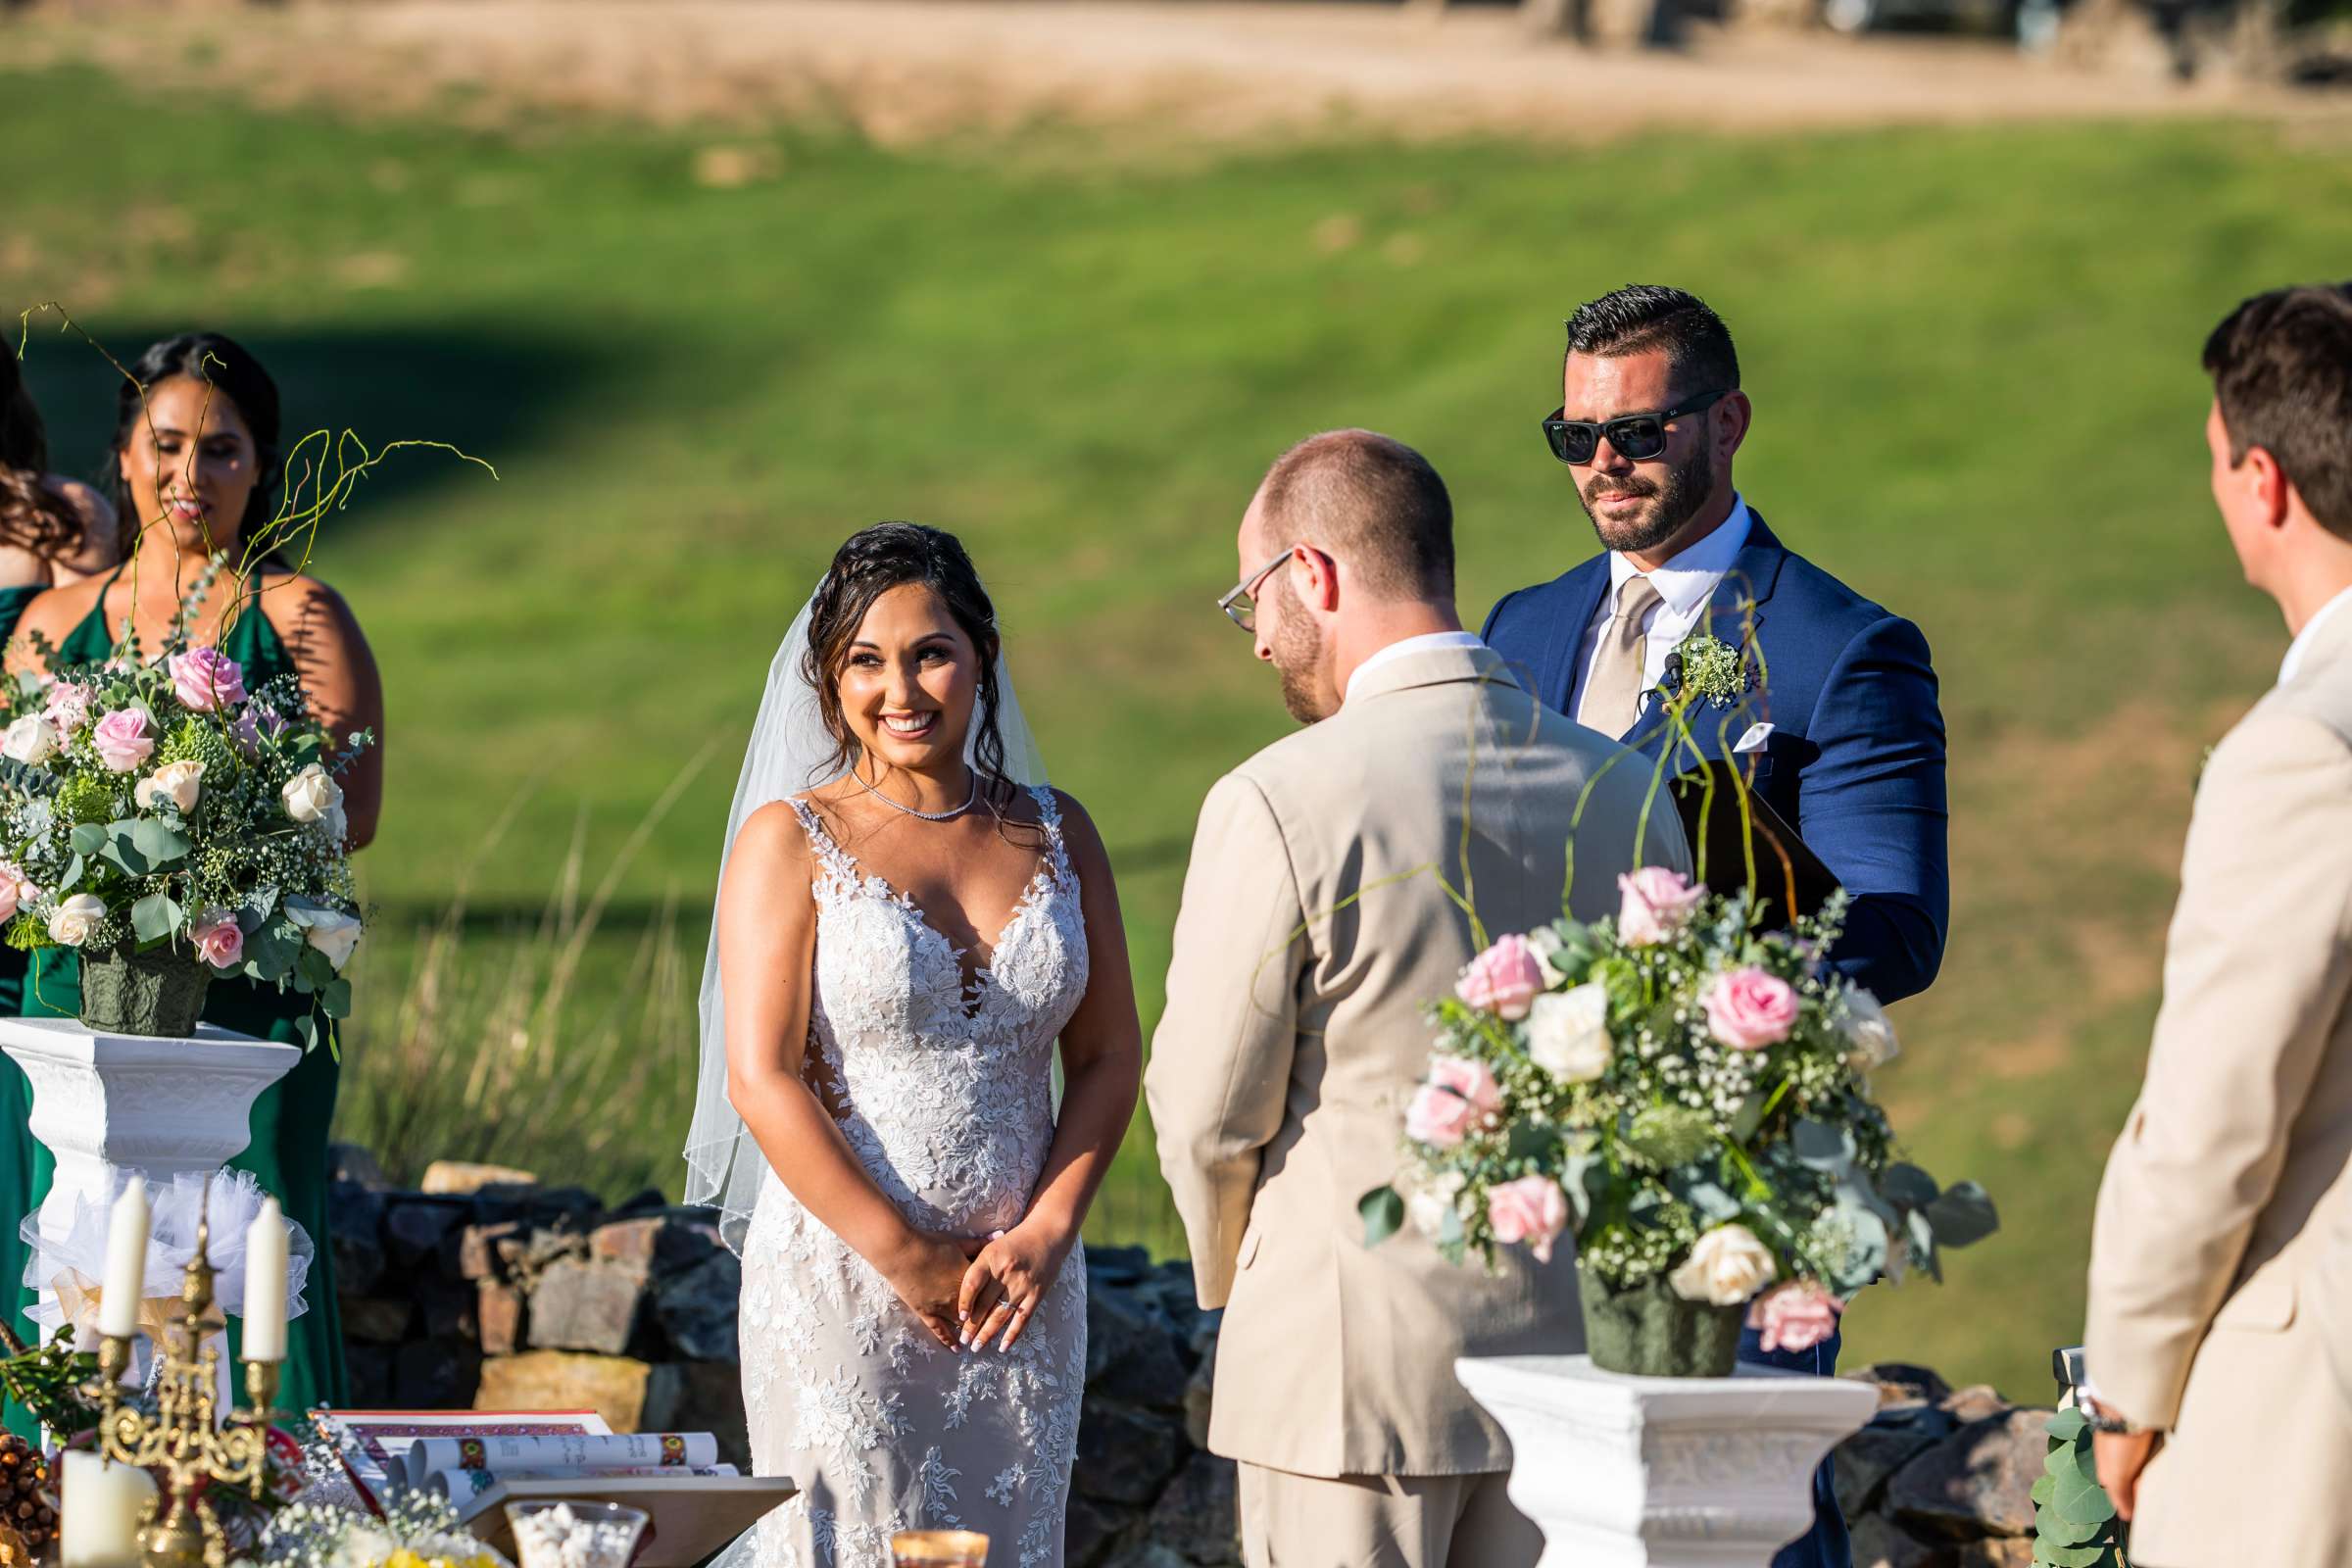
[
  {"x1": 242, "y1": 1196, "x2": 288, "y2": 1362},
  {"x1": 97, "y1": 1183, "x2": 148, "y2": 1341},
  {"x1": 60, "y1": 1451, "x2": 156, "y2": 1568}
]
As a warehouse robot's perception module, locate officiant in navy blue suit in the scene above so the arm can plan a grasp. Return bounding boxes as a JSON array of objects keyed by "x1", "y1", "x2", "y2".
[{"x1": 1484, "y1": 285, "x2": 1950, "y2": 1568}]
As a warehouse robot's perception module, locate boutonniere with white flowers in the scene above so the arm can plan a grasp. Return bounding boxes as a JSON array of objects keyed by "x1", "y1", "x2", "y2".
[{"x1": 1661, "y1": 631, "x2": 1755, "y2": 710}]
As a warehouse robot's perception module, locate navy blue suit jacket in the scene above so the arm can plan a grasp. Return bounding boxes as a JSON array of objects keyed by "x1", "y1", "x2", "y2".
[{"x1": 1482, "y1": 513, "x2": 1949, "y2": 1004}]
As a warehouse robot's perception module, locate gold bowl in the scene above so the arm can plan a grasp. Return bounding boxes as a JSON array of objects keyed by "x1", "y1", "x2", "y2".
[{"x1": 889, "y1": 1530, "x2": 989, "y2": 1566}]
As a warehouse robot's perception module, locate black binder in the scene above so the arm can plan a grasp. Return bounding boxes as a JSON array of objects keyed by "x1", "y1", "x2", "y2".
[{"x1": 1666, "y1": 758, "x2": 1839, "y2": 931}]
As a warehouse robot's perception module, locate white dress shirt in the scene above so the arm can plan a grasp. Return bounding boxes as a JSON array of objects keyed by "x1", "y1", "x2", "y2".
[
  {"x1": 1344, "y1": 630, "x2": 1486, "y2": 705},
  {"x1": 1573, "y1": 498, "x2": 1754, "y2": 730},
  {"x1": 2281, "y1": 583, "x2": 2352, "y2": 686}
]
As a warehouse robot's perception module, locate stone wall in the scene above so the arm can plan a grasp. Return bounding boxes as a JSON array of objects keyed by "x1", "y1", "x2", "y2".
[{"x1": 325, "y1": 1152, "x2": 2053, "y2": 1568}]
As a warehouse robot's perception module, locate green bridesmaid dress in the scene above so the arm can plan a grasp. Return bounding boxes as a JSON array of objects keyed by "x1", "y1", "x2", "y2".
[
  {"x1": 4, "y1": 573, "x2": 350, "y2": 1440},
  {"x1": 0, "y1": 583, "x2": 48, "y2": 1381}
]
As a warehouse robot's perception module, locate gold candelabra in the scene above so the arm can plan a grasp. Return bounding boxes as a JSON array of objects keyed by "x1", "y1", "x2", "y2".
[{"x1": 84, "y1": 1209, "x2": 278, "y2": 1568}]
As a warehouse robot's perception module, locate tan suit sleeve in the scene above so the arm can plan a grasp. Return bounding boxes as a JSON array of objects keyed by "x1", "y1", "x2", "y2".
[
  {"x1": 2085, "y1": 710, "x2": 2352, "y2": 1429},
  {"x1": 1145, "y1": 771, "x2": 1307, "y2": 1309}
]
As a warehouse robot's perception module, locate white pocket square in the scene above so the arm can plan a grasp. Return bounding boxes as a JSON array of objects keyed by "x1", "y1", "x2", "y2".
[{"x1": 1734, "y1": 722, "x2": 1775, "y2": 756}]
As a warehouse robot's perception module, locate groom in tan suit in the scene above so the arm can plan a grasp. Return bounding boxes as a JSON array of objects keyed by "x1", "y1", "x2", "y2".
[
  {"x1": 2083, "y1": 282, "x2": 2352, "y2": 1568},
  {"x1": 1148, "y1": 430, "x2": 1690, "y2": 1568}
]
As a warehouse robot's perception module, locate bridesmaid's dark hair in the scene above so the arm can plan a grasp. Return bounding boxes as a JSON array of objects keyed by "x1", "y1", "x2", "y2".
[
  {"x1": 804, "y1": 522, "x2": 1018, "y2": 811},
  {"x1": 0, "y1": 349, "x2": 85, "y2": 558},
  {"x1": 110, "y1": 332, "x2": 284, "y2": 551}
]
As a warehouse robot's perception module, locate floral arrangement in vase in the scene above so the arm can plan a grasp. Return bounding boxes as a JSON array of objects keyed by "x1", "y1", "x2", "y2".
[
  {"x1": 0, "y1": 572, "x2": 367, "y2": 1043},
  {"x1": 255, "y1": 1490, "x2": 513, "y2": 1568},
  {"x1": 1361, "y1": 867, "x2": 1997, "y2": 1378}
]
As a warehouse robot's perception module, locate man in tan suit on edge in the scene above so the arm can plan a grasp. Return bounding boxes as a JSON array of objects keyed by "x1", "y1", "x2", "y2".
[
  {"x1": 2084, "y1": 282, "x2": 2352, "y2": 1568},
  {"x1": 1146, "y1": 430, "x2": 1690, "y2": 1568}
]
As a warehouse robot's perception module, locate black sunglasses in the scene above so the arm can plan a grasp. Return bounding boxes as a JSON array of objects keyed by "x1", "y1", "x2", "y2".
[{"x1": 1542, "y1": 389, "x2": 1731, "y2": 466}]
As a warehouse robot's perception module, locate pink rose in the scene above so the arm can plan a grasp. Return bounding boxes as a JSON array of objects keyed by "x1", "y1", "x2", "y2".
[
  {"x1": 1403, "y1": 1055, "x2": 1503, "y2": 1149},
  {"x1": 1703, "y1": 965, "x2": 1800, "y2": 1051},
  {"x1": 191, "y1": 908, "x2": 244, "y2": 971},
  {"x1": 1617, "y1": 866, "x2": 1707, "y2": 946},
  {"x1": 91, "y1": 708, "x2": 155, "y2": 773},
  {"x1": 1487, "y1": 1175, "x2": 1570, "y2": 1263},
  {"x1": 42, "y1": 680, "x2": 93, "y2": 733},
  {"x1": 1456, "y1": 934, "x2": 1546, "y2": 1020},
  {"x1": 0, "y1": 860, "x2": 32, "y2": 924},
  {"x1": 168, "y1": 648, "x2": 247, "y2": 712},
  {"x1": 1745, "y1": 1281, "x2": 1845, "y2": 1353}
]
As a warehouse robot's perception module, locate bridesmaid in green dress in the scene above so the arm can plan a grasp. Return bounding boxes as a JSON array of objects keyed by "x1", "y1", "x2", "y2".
[
  {"x1": 3, "y1": 334, "x2": 384, "y2": 1435},
  {"x1": 0, "y1": 349, "x2": 122, "y2": 1365}
]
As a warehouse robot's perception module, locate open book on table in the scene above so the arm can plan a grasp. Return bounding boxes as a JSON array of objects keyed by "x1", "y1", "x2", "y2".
[{"x1": 311, "y1": 1411, "x2": 795, "y2": 1564}]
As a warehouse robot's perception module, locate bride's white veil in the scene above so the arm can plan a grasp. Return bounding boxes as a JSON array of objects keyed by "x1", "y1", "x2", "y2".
[{"x1": 682, "y1": 585, "x2": 1050, "y2": 1251}]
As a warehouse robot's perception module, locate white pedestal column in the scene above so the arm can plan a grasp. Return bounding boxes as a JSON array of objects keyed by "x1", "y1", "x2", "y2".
[
  {"x1": 1, "y1": 1017, "x2": 300, "y2": 1257},
  {"x1": 1455, "y1": 1353, "x2": 1877, "y2": 1568}
]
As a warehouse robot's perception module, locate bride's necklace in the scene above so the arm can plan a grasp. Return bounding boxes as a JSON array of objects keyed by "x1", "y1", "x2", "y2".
[{"x1": 854, "y1": 767, "x2": 978, "y2": 822}]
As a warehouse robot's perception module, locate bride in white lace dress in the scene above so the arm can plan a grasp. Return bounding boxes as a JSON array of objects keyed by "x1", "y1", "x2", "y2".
[{"x1": 685, "y1": 524, "x2": 1144, "y2": 1568}]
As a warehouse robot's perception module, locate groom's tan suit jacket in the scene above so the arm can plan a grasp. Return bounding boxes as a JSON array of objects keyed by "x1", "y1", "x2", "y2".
[
  {"x1": 1146, "y1": 642, "x2": 1690, "y2": 1479},
  {"x1": 2085, "y1": 598, "x2": 2352, "y2": 1568}
]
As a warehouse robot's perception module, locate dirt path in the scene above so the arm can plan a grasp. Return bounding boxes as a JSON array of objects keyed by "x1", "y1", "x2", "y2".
[{"x1": 15, "y1": 0, "x2": 2347, "y2": 144}]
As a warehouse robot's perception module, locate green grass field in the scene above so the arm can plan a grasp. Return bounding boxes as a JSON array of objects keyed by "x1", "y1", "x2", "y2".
[{"x1": 10, "y1": 52, "x2": 2352, "y2": 1396}]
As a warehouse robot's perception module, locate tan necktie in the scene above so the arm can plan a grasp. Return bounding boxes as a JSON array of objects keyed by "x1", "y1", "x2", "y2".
[{"x1": 1581, "y1": 574, "x2": 1663, "y2": 738}]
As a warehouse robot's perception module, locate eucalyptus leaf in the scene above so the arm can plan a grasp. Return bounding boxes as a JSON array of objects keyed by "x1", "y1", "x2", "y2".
[
  {"x1": 68, "y1": 824, "x2": 105, "y2": 857},
  {"x1": 99, "y1": 828, "x2": 149, "y2": 877},
  {"x1": 127, "y1": 818, "x2": 189, "y2": 868},
  {"x1": 1668, "y1": 1171, "x2": 1742, "y2": 1224},
  {"x1": 1792, "y1": 1117, "x2": 1856, "y2": 1172},
  {"x1": 1359, "y1": 1187, "x2": 1405, "y2": 1249},
  {"x1": 2035, "y1": 1501, "x2": 2105, "y2": 1546},
  {"x1": 243, "y1": 921, "x2": 302, "y2": 981},
  {"x1": 130, "y1": 893, "x2": 181, "y2": 944},
  {"x1": 1437, "y1": 1204, "x2": 1464, "y2": 1249},
  {"x1": 291, "y1": 1012, "x2": 320, "y2": 1054},
  {"x1": 2031, "y1": 1472, "x2": 2056, "y2": 1506},
  {"x1": 296, "y1": 944, "x2": 336, "y2": 991},
  {"x1": 2046, "y1": 1407, "x2": 2088, "y2": 1443},
  {"x1": 1729, "y1": 1089, "x2": 1769, "y2": 1145},
  {"x1": 2033, "y1": 1535, "x2": 2109, "y2": 1568},
  {"x1": 1881, "y1": 1162, "x2": 1940, "y2": 1210},
  {"x1": 57, "y1": 853, "x2": 83, "y2": 895},
  {"x1": 1925, "y1": 1182, "x2": 2001, "y2": 1249},
  {"x1": 1823, "y1": 1204, "x2": 1889, "y2": 1295},
  {"x1": 2049, "y1": 1449, "x2": 2118, "y2": 1526},
  {"x1": 321, "y1": 975, "x2": 354, "y2": 1019},
  {"x1": 1906, "y1": 1208, "x2": 1939, "y2": 1281},
  {"x1": 236, "y1": 883, "x2": 280, "y2": 935}
]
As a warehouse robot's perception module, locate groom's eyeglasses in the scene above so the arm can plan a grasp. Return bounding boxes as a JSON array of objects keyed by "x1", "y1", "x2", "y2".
[
  {"x1": 1219, "y1": 551, "x2": 1293, "y2": 634},
  {"x1": 1543, "y1": 389, "x2": 1731, "y2": 466}
]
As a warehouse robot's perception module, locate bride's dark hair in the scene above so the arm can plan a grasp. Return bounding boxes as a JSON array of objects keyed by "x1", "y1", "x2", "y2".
[{"x1": 804, "y1": 522, "x2": 1018, "y2": 810}]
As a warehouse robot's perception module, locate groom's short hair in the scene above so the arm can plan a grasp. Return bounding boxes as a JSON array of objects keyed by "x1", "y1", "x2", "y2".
[
  {"x1": 2204, "y1": 282, "x2": 2352, "y2": 541},
  {"x1": 1255, "y1": 429, "x2": 1454, "y2": 603},
  {"x1": 1565, "y1": 284, "x2": 1741, "y2": 398}
]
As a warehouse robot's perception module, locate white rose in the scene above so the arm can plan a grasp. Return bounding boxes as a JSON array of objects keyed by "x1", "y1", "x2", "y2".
[
  {"x1": 1669, "y1": 1222, "x2": 1779, "y2": 1306},
  {"x1": 1526, "y1": 925, "x2": 1571, "y2": 989},
  {"x1": 46, "y1": 893, "x2": 108, "y2": 948},
  {"x1": 284, "y1": 897, "x2": 363, "y2": 971},
  {"x1": 281, "y1": 763, "x2": 343, "y2": 825},
  {"x1": 2, "y1": 713, "x2": 60, "y2": 766},
  {"x1": 1839, "y1": 987, "x2": 1900, "y2": 1072},
  {"x1": 133, "y1": 760, "x2": 205, "y2": 814},
  {"x1": 1525, "y1": 982, "x2": 1613, "y2": 1083}
]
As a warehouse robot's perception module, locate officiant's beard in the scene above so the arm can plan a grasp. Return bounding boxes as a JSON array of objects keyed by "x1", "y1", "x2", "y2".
[
  {"x1": 1266, "y1": 580, "x2": 1337, "y2": 725},
  {"x1": 1580, "y1": 444, "x2": 1714, "y2": 558}
]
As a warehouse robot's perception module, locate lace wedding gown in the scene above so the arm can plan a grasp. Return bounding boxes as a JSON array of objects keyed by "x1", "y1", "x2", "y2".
[{"x1": 738, "y1": 788, "x2": 1091, "y2": 1568}]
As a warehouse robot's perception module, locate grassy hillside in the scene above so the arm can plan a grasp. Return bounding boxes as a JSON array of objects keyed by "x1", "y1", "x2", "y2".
[{"x1": 10, "y1": 57, "x2": 2351, "y2": 1395}]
